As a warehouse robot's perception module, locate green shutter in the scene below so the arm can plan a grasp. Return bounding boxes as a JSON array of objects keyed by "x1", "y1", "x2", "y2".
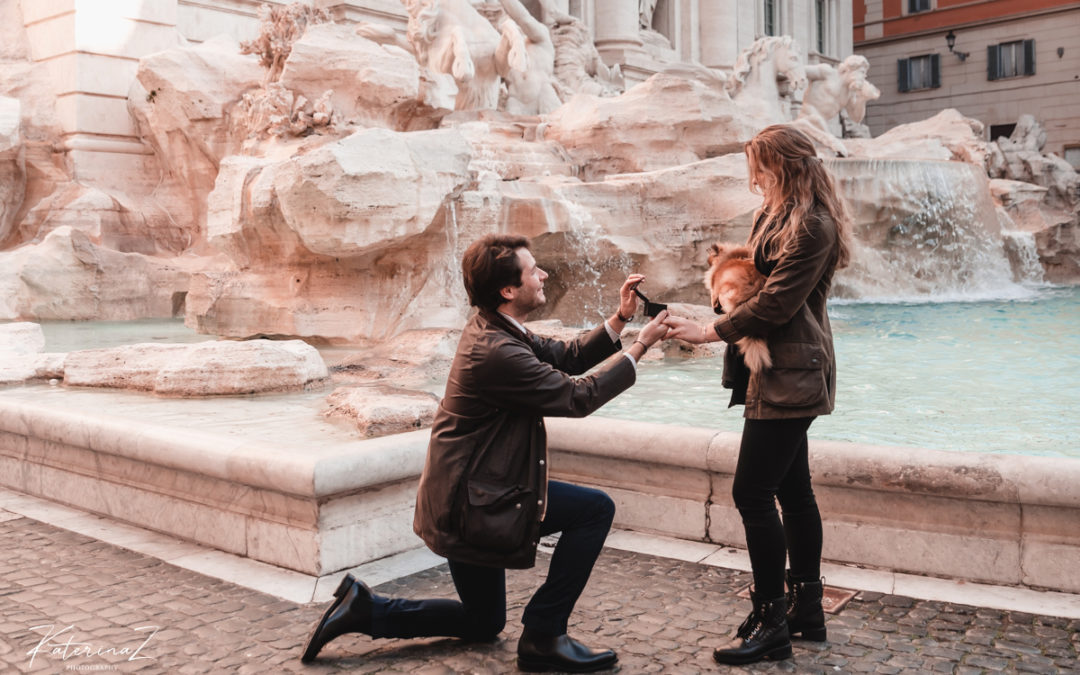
[
  {"x1": 898, "y1": 58, "x2": 909, "y2": 92},
  {"x1": 987, "y1": 45, "x2": 999, "y2": 81},
  {"x1": 930, "y1": 53, "x2": 941, "y2": 88},
  {"x1": 1023, "y1": 39, "x2": 1036, "y2": 76}
]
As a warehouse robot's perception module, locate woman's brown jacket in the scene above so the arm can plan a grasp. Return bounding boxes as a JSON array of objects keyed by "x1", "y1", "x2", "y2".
[
  {"x1": 712, "y1": 207, "x2": 839, "y2": 420},
  {"x1": 413, "y1": 309, "x2": 636, "y2": 569}
]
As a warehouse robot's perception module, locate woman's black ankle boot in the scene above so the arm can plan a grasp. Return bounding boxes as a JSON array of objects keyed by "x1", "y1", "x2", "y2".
[
  {"x1": 786, "y1": 570, "x2": 827, "y2": 641},
  {"x1": 713, "y1": 592, "x2": 792, "y2": 665}
]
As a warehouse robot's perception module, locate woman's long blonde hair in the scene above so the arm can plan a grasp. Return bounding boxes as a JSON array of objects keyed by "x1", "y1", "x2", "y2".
[{"x1": 745, "y1": 124, "x2": 852, "y2": 269}]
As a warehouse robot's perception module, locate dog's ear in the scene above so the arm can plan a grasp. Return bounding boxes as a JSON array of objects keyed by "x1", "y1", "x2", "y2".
[{"x1": 707, "y1": 242, "x2": 721, "y2": 263}]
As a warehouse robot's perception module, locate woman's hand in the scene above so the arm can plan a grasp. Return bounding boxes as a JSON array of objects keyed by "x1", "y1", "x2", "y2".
[
  {"x1": 637, "y1": 309, "x2": 670, "y2": 347},
  {"x1": 663, "y1": 314, "x2": 717, "y2": 344},
  {"x1": 616, "y1": 274, "x2": 645, "y2": 321}
]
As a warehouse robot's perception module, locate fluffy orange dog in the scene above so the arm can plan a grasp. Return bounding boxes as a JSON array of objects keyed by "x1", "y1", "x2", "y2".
[{"x1": 704, "y1": 243, "x2": 771, "y2": 373}]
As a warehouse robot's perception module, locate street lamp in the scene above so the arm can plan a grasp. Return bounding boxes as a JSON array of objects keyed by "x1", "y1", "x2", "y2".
[{"x1": 946, "y1": 30, "x2": 969, "y2": 61}]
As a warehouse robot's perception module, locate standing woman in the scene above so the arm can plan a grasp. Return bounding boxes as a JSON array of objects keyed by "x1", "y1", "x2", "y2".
[{"x1": 664, "y1": 124, "x2": 852, "y2": 666}]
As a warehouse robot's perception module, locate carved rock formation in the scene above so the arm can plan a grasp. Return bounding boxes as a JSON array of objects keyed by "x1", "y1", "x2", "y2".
[
  {"x1": 845, "y1": 109, "x2": 989, "y2": 167},
  {"x1": 0, "y1": 323, "x2": 65, "y2": 385},
  {"x1": 0, "y1": 227, "x2": 193, "y2": 321},
  {"x1": 0, "y1": 96, "x2": 23, "y2": 246},
  {"x1": 324, "y1": 385, "x2": 439, "y2": 437},
  {"x1": 187, "y1": 126, "x2": 476, "y2": 342},
  {"x1": 63, "y1": 340, "x2": 327, "y2": 396},
  {"x1": 279, "y1": 23, "x2": 420, "y2": 129},
  {"x1": 128, "y1": 36, "x2": 265, "y2": 242},
  {"x1": 543, "y1": 73, "x2": 759, "y2": 180}
]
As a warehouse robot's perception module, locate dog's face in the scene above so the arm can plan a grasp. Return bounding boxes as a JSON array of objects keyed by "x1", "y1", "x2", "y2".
[{"x1": 704, "y1": 243, "x2": 757, "y2": 314}]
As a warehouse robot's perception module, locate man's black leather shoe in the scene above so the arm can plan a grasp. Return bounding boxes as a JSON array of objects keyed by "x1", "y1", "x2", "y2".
[
  {"x1": 300, "y1": 574, "x2": 374, "y2": 663},
  {"x1": 516, "y1": 629, "x2": 617, "y2": 673}
]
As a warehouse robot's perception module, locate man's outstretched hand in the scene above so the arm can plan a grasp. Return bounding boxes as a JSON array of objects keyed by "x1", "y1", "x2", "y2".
[{"x1": 638, "y1": 309, "x2": 670, "y2": 347}]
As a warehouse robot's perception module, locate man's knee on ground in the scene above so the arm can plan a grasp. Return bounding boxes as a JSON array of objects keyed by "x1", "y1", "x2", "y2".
[{"x1": 461, "y1": 613, "x2": 506, "y2": 642}]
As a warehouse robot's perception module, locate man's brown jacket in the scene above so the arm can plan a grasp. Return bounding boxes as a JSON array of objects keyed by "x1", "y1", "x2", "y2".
[{"x1": 413, "y1": 309, "x2": 636, "y2": 568}]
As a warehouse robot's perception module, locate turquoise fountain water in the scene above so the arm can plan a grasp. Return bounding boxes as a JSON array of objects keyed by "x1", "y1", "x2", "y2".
[{"x1": 597, "y1": 286, "x2": 1080, "y2": 458}]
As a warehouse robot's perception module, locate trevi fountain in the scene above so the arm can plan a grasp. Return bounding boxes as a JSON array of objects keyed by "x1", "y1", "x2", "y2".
[{"x1": 0, "y1": 0, "x2": 1078, "y2": 601}]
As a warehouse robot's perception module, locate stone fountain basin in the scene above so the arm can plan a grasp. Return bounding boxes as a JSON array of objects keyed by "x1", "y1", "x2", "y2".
[{"x1": 1, "y1": 385, "x2": 1078, "y2": 593}]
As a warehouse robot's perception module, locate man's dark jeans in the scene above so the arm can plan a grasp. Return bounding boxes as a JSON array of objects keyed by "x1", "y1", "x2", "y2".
[{"x1": 369, "y1": 480, "x2": 615, "y2": 640}]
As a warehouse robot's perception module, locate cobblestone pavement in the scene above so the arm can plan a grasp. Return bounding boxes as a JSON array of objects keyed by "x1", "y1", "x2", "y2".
[{"x1": 1, "y1": 516, "x2": 1077, "y2": 674}]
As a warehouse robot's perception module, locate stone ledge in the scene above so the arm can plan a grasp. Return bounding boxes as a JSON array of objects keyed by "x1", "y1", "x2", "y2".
[
  {"x1": 1, "y1": 388, "x2": 1077, "y2": 593},
  {"x1": 546, "y1": 417, "x2": 1080, "y2": 594}
]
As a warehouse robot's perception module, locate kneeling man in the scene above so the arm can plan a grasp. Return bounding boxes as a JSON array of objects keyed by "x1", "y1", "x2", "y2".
[{"x1": 302, "y1": 234, "x2": 669, "y2": 671}]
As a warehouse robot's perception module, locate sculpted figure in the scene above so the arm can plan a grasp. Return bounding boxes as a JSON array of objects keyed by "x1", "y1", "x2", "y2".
[
  {"x1": 639, "y1": 0, "x2": 659, "y2": 29},
  {"x1": 402, "y1": 0, "x2": 524, "y2": 111},
  {"x1": 727, "y1": 36, "x2": 807, "y2": 124},
  {"x1": 798, "y1": 55, "x2": 880, "y2": 134},
  {"x1": 495, "y1": 0, "x2": 562, "y2": 114},
  {"x1": 538, "y1": 0, "x2": 623, "y2": 97}
]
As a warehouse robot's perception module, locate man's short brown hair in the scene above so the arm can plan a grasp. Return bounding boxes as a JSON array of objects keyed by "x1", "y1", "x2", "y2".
[{"x1": 461, "y1": 234, "x2": 530, "y2": 312}]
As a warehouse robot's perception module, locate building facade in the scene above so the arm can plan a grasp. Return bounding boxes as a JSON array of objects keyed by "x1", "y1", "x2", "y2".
[{"x1": 853, "y1": 0, "x2": 1080, "y2": 166}]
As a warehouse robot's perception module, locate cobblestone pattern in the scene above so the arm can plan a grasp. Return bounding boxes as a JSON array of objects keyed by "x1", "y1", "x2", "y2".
[{"x1": 1, "y1": 516, "x2": 1078, "y2": 674}]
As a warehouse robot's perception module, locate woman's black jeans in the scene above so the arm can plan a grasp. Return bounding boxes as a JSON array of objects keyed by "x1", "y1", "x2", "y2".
[
  {"x1": 732, "y1": 416, "x2": 822, "y2": 600},
  {"x1": 368, "y1": 480, "x2": 615, "y2": 640}
]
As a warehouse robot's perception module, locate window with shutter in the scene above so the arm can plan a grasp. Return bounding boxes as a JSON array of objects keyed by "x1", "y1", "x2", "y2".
[
  {"x1": 899, "y1": 55, "x2": 938, "y2": 91},
  {"x1": 989, "y1": 39, "x2": 1036, "y2": 80}
]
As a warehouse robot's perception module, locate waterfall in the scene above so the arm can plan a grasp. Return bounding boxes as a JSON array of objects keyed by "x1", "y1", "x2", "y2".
[
  {"x1": 827, "y1": 158, "x2": 1040, "y2": 302},
  {"x1": 542, "y1": 188, "x2": 634, "y2": 325},
  {"x1": 1000, "y1": 229, "x2": 1046, "y2": 284}
]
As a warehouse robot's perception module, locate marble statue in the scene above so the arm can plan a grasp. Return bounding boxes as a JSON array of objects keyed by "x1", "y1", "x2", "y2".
[
  {"x1": 793, "y1": 55, "x2": 880, "y2": 155},
  {"x1": 539, "y1": 0, "x2": 624, "y2": 97},
  {"x1": 402, "y1": 0, "x2": 522, "y2": 110},
  {"x1": 639, "y1": 0, "x2": 659, "y2": 30},
  {"x1": 495, "y1": 0, "x2": 562, "y2": 114},
  {"x1": 726, "y1": 36, "x2": 807, "y2": 124},
  {"x1": 798, "y1": 55, "x2": 879, "y2": 134}
]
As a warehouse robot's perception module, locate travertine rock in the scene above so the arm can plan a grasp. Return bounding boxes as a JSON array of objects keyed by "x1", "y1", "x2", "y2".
[
  {"x1": 0, "y1": 323, "x2": 65, "y2": 384},
  {"x1": 543, "y1": 73, "x2": 758, "y2": 180},
  {"x1": 0, "y1": 95, "x2": 24, "y2": 246},
  {"x1": 280, "y1": 23, "x2": 419, "y2": 128},
  {"x1": 990, "y1": 179, "x2": 1051, "y2": 233},
  {"x1": 990, "y1": 115, "x2": 1080, "y2": 212},
  {"x1": 325, "y1": 328, "x2": 461, "y2": 388},
  {"x1": 492, "y1": 153, "x2": 760, "y2": 325},
  {"x1": 209, "y1": 127, "x2": 472, "y2": 261},
  {"x1": 0, "y1": 227, "x2": 192, "y2": 321},
  {"x1": 128, "y1": 36, "x2": 265, "y2": 240},
  {"x1": 1034, "y1": 221, "x2": 1080, "y2": 284},
  {"x1": 187, "y1": 126, "x2": 478, "y2": 342},
  {"x1": 63, "y1": 339, "x2": 327, "y2": 396},
  {"x1": 0, "y1": 322, "x2": 44, "y2": 354},
  {"x1": 323, "y1": 385, "x2": 439, "y2": 437},
  {"x1": 844, "y1": 109, "x2": 989, "y2": 167}
]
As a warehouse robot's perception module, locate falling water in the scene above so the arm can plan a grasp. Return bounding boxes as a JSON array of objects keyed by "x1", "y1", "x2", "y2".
[
  {"x1": 542, "y1": 188, "x2": 634, "y2": 324},
  {"x1": 827, "y1": 158, "x2": 1041, "y2": 302},
  {"x1": 1000, "y1": 229, "x2": 1046, "y2": 284}
]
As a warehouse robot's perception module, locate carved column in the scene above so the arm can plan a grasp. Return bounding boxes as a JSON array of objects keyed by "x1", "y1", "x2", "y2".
[
  {"x1": 593, "y1": 0, "x2": 642, "y2": 65},
  {"x1": 698, "y1": 0, "x2": 738, "y2": 70}
]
